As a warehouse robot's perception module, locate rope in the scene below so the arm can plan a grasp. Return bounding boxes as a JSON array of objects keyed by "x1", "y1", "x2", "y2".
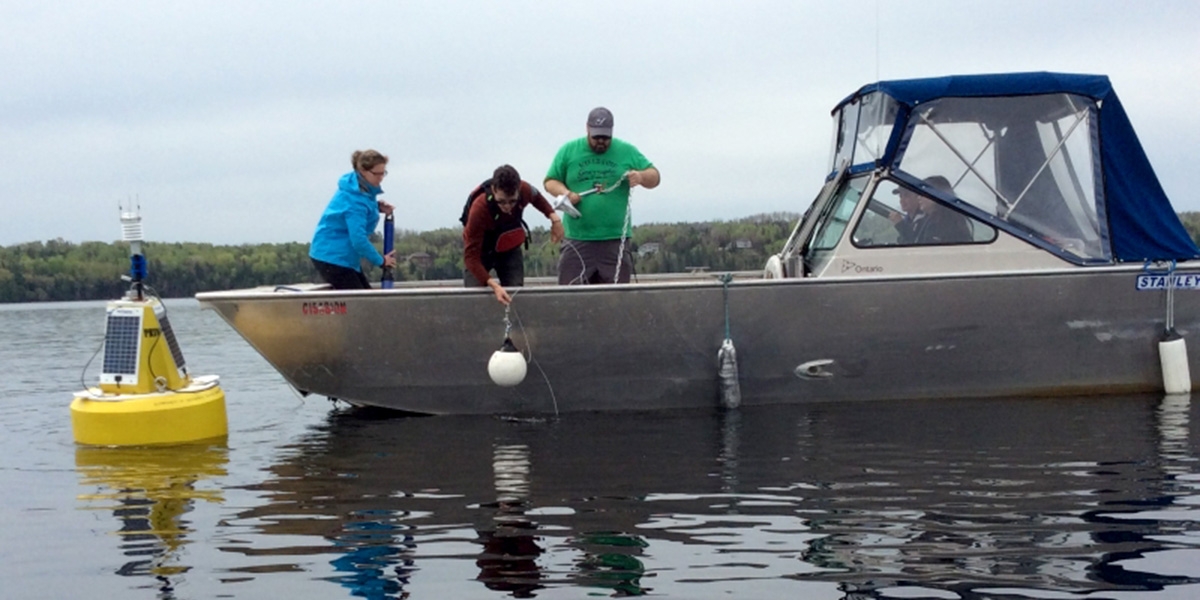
[
  {"x1": 716, "y1": 272, "x2": 741, "y2": 409},
  {"x1": 561, "y1": 239, "x2": 589, "y2": 285},
  {"x1": 615, "y1": 190, "x2": 634, "y2": 282},
  {"x1": 1166, "y1": 259, "x2": 1177, "y2": 333},
  {"x1": 719, "y1": 272, "x2": 734, "y2": 339},
  {"x1": 561, "y1": 172, "x2": 634, "y2": 285},
  {"x1": 506, "y1": 290, "x2": 560, "y2": 416},
  {"x1": 1142, "y1": 259, "x2": 1180, "y2": 334}
]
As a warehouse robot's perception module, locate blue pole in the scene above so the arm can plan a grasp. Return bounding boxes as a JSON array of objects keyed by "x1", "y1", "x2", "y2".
[
  {"x1": 381, "y1": 213, "x2": 395, "y2": 289},
  {"x1": 129, "y1": 246, "x2": 147, "y2": 300}
]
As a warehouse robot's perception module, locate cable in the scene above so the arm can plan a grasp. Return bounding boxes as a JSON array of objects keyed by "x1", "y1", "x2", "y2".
[
  {"x1": 284, "y1": 384, "x2": 311, "y2": 409},
  {"x1": 559, "y1": 239, "x2": 590, "y2": 285},
  {"x1": 614, "y1": 192, "x2": 633, "y2": 282},
  {"x1": 557, "y1": 223, "x2": 637, "y2": 284},
  {"x1": 507, "y1": 290, "x2": 560, "y2": 417},
  {"x1": 79, "y1": 286, "x2": 170, "y2": 398},
  {"x1": 79, "y1": 338, "x2": 107, "y2": 399},
  {"x1": 556, "y1": 173, "x2": 637, "y2": 285}
]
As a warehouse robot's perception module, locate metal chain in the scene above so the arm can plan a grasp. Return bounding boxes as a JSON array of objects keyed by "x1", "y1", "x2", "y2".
[{"x1": 503, "y1": 303, "x2": 513, "y2": 339}]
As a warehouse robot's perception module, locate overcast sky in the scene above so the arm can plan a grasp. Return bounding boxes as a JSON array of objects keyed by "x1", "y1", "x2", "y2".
[{"x1": 3, "y1": 0, "x2": 1198, "y2": 246}]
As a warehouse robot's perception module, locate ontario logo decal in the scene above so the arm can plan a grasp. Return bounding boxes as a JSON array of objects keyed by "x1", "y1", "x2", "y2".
[{"x1": 841, "y1": 260, "x2": 883, "y2": 274}]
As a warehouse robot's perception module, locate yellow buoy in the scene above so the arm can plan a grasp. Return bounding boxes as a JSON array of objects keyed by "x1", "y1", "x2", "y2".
[
  {"x1": 70, "y1": 296, "x2": 228, "y2": 446},
  {"x1": 72, "y1": 208, "x2": 227, "y2": 446},
  {"x1": 71, "y1": 376, "x2": 227, "y2": 446}
]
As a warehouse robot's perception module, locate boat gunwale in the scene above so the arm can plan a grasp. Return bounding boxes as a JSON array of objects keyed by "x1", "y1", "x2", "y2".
[{"x1": 194, "y1": 263, "x2": 1193, "y2": 303}]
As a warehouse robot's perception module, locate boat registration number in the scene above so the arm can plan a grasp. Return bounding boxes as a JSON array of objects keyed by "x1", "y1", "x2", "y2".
[{"x1": 302, "y1": 301, "x2": 348, "y2": 315}]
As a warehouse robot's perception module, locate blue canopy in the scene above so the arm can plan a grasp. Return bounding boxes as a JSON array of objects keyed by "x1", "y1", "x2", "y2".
[{"x1": 835, "y1": 72, "x2": 1198, "y2": 263}]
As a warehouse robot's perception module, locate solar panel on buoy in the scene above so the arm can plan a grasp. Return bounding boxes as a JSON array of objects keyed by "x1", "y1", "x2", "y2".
[
  {"x1": 100, "y1": 309, "x2": 142, "y2": 383},
  {"x1": 156, "y1": 307, "x2": 187, "y2": 375}
]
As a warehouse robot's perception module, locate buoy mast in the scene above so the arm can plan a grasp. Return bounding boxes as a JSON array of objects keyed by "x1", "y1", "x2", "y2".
[{"x1": 121, "y1": 206, "x2": 148, "y2": 301}]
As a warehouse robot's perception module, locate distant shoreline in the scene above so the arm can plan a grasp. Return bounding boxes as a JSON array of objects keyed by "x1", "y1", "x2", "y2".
[{"x1": 0, "y1": 215, "x2": 799, "y2": 303}]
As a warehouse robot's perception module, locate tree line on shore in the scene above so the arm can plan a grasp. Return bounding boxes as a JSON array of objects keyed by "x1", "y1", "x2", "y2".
[
  {"x1": 8, "y1": 211, "x2": 1200, "y2": 304},
  {"x1": 0, "y1": 213, "x2": 797, "y2": 303}
]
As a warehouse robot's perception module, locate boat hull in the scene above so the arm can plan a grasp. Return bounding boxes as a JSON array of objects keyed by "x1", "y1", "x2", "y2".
[{"x1": 196, "y1": 267, "x2": 1199, "y2": 414}]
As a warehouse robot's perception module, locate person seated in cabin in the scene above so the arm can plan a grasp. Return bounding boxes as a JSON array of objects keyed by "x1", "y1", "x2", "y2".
[
  {"x1": 889, "y1": 185, "x2": 925, "y2": 244},
  {"x1": 463, "y1": 164, "x2": 564, "y2": 305},
  {"x1": 309, "y1": 149, "x2": 397, "y2": 289},
  {"x1": 911, "y1": 175, "x2": 973, "y2": 245}
]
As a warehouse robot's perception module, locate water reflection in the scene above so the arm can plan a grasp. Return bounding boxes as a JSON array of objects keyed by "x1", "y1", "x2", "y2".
[
  {"x1": 325, "y1": 508, "x2": 416, "y2": 599},
  {"x1": 789, "y1": 395, "x2": 1200, "y2": 597},
  {"x1": 574, "y1": 531, "x2": 649, "y2": 596},
  {"x1": 225, "y1": 395, "x2": 1200, "y2": 598},
  {"x1": 75, "y1": 443, "x2": 228, "y2": 598},
  {"x1": 474, "y1": 444, "x2": 543, "y2": 597},
  {"x1": 1077, "y1": 393, "x2": 1200, "y2": 595},
  {"x1": 1158, "y1": 394, "x2": 1192, "y2": 468}
]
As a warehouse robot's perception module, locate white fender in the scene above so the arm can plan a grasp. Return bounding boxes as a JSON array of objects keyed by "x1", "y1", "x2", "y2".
[
  {"x1": 1159, "y1": 335, "x2": 1191, "y2": 394},
  {"x1": 763, "y1": 254, "x2": 784, "y2": 279}
]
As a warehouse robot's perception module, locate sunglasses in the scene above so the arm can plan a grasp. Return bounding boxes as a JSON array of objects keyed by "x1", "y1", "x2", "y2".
[
  {"x1": 369, "y1": 169, "x2": 388, "y2": 177},
  {"x1": 590, "y1": 135, "x2": 612, "y2": 141}
]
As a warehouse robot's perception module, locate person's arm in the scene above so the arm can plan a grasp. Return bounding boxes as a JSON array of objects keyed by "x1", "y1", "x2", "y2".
[
  {"x1": 626, "y1": 166, "x2": 660, "y2": 190},
  {"x1": 487, "y1": 278, "x2": 511, "y2": 305},
  {"x1": 527, "y1": 185, "x2": 565, "y2": 243},
  {"x1": 544, "y1": 178, "x2": 579, "y2": 203},
  {"x1": 544, "y1": 142, "x2": 581, "y2": 203},
  {"x1": 345, "y1": 207, "x2": 384, "y2": 267},
  {"x1": 462, "y1": 196, "x2": 495, "y2": 288}
]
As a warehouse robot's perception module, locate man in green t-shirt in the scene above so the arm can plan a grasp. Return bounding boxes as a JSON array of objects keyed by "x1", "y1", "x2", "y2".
[{"x1": 545, "y1": 107, "x2": 660, "y2": 284}]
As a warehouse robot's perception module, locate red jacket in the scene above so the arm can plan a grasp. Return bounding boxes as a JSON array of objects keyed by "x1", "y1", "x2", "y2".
[{"x1": 463, "y1": 181, "x2": 555, "y2": 285}]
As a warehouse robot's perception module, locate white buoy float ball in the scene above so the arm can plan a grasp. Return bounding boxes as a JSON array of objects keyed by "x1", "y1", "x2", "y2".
[{"x1": 488, "y1": 338, "x2": 527, "y2": 387}]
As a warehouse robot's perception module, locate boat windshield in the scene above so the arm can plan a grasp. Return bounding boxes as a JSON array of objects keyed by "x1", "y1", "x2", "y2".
[
  {"x1": 895, "y1": 93, "x2": 1108, "y2": 261},
  {"x1": 828, "y1": 92, "x2": 900, "y2": 174},
  {"x1": 810, "y1": 177, "x2": 868, "y2": 251}
]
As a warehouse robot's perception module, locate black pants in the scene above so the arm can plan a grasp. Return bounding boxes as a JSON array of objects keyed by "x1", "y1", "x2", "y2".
[
  {"x1": 312, "y1": 258, "x2": 372, "y2": 290},
  {"x1": 464, "y1": 248, "x2": 524, "y2": 287}
]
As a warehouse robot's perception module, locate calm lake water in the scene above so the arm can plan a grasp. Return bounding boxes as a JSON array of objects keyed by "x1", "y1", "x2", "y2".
[{"x1": 3, "y1": 299, "x2": 1200, "y2": 599}]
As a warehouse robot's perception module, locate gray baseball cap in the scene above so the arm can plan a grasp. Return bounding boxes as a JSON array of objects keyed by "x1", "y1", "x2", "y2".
[{"x1": 587, "y1": 107, "x2": 613, "y2": 136}]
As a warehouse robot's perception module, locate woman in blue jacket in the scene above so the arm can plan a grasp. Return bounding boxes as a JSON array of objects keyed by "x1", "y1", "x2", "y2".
[{"x1": 309, "y1": 149, "x2": 397, "y2": 289}]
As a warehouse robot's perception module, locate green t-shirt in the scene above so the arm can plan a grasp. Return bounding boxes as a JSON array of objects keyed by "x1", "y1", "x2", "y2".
[{"x1": 545, "y1": 137, "x2": 654, "y2": 240}]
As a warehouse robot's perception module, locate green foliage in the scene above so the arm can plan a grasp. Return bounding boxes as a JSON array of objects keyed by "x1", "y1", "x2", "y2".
[
  {"x1": 0, "y1": 239, "x2": 318, "y2": 302},
  {"x1": 1180, "y1": 212, "x2": 1200, "y2": 245},
  {"x1": 0, "y1": 213, "x2": 794, "y2": 302},
  {"x1": 12, "y1": 211, "x2": 1200, "y2": 303}
]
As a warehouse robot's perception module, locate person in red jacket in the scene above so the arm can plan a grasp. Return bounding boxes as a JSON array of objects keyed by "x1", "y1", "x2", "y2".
[{"x1": 463, "y1": 164, "x2": 564, "y2": 305}]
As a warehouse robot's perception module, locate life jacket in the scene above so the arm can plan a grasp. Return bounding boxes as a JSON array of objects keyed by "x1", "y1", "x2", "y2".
[{"x1": 460, "y1": 178, "x2": 531, "y2": 253}]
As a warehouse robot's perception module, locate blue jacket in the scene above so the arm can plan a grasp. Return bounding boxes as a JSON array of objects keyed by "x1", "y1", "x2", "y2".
[{"x1": 309, "y1": 172, "x2": 385, "y2": 271}]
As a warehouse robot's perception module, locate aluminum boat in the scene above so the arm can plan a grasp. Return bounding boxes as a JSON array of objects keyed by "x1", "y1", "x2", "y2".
[{"x1": 198, "y1": 72, "x2": 1200, "y2": 414}]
